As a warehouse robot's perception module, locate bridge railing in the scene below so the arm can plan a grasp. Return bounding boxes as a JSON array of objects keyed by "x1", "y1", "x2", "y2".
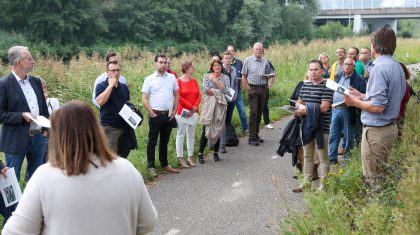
[{"x1": 318, "y1": 0, "x2": 419, "y2": 10}]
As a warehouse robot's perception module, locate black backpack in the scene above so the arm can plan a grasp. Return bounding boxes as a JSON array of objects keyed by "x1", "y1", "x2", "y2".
[{"x1": 225, "y1": 123, "x2": 239, "y2": 146}]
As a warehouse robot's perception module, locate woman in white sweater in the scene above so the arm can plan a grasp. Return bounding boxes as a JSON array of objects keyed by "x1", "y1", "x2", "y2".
[{"x1": 2, "y1": 101, "x2": 157, "y2": 235}]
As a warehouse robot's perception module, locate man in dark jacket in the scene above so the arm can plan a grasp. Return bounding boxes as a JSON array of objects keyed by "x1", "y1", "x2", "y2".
[{"x1": 328, "y1": 58, "x2": 366, "y2": 164}]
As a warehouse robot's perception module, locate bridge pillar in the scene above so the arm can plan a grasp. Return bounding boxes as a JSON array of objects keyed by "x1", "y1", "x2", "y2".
[
  {"x1": 353, "y1": 15, "x2": 363, "y2": 33},
  {"x1": 359, "y1": 18, "x2": 398, "y2": 34}
]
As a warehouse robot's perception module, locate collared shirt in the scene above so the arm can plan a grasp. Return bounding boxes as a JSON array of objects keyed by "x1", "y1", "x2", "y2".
[
  {"x1": 241, "y1": 55, "x2": 274, "y2": 85},
  {"x1": 13, "y1": 71, "x2": 40, "y2": 117},
  {"x1": 142, "y1": 72, "x2": 178, "y2": 111},
  {"x1": 13, "y1": 71, "x2": 41, "y2": 131},
  {"x1": 361, "y1": 55, "x2": 406, "y2": 126},
  {"x1": 92, "y1": 72, "x2": 127, "y2": 108},
  {"x1": 96, "y1": 80, "x2": 130, "y2": 128},
  {"x1": 332, "y1": 72, "x2": 352, "y2": 103}
]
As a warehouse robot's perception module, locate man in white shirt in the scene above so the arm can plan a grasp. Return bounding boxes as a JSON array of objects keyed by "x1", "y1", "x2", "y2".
[
  {"x1": 142, "y1": 54, "x2": 179, "y2": 177},
  {"x1": 92, "y1": 52, "x2": 127, "y2": 107}
]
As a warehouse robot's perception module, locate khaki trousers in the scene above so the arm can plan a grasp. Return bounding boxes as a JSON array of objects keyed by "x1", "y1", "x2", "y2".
[
  {"x1": 361, "y1": 124, "x2": 398, "y2": 180},
  {"x1": 303, "y1": 133, "x2": 330, "y2": 182}
]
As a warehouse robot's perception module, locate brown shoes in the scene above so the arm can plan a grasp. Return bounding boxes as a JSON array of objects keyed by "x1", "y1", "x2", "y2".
[
  {"x1": 163, "y1": 165, "x2": 180, "y2": 174},
  {"x1": 178, "y1": 158, "x2": 190, "y2": 169},
  {"x1": 292, "y1": 187, "x2": 303, "y2": 193},
  {"x1": 187, "y1": 157, "x2": 196, "y2": 167}
]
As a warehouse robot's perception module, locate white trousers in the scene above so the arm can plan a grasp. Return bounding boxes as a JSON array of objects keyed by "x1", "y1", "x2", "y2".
[{"x1": 175, "y1": 114, "x2": 198, "y2": 157}]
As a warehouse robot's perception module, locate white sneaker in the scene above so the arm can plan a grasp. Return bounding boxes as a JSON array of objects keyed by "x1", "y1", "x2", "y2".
[{"x1": 265, "y1": 124, "x2": 274, "y2": 129}]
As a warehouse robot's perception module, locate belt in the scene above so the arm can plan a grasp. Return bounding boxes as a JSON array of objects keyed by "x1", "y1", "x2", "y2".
[
  {"x1": 152, "y1": 109, "x2": 169, "y2": 115},
  {"x1": 249, "y1": 84, "x2": 267, "y2": 88},
  {"x1": 363, "y1": 122, "x2": 395, "y2": 128},
  {"x1": 29, "y1": 129, "x2": 42, "y2": 136},
  {"x1": 332, "y1": 106, "x2": 348, "y2": 109}
]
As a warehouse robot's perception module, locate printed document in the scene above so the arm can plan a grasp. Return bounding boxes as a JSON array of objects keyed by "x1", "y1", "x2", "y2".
[
  {"x1": 0, "y1": 168, "x2": 22, "y2": 207},
  {"x1": 119, "y1": 104, "x2": 142, "y2": 129}
]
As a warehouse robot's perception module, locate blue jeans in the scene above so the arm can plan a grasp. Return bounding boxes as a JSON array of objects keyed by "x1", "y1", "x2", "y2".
[
  {"x1": 6, "y1": 133, "x2": 48, "y2": 182},
  {"x1": 328, "y1": 108, "x2": 355, "y2": 163},
  {"x1": 235, "y1": 91, "x2": 248, "y2": 131}
]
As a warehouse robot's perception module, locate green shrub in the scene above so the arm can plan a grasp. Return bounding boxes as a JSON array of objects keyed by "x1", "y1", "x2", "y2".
[{"x1": 314, "y1": 21, "x2": 353, "y2": 39}]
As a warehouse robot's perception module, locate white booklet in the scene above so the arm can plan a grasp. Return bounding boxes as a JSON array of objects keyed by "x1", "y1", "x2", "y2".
[
  {"x1": 177, "y1": 108, "x2": 198, "y2": 126},
  {"x1": 29, "y1": 115, "x2": 51, "y2": 128},
  {"x1": 119, "y1": 104, "x2": 142, "y2": 129},
  {"x1": 331, "y1": 100, "x2": 346, "y2": 108},
  {"x1": 225, "y1": 87, "x2": 236, "y2": 102},
  {"x1": 0, "y1": 168, "x2": 22, "y2": 207},
  {"x1": 326, "y1": 79, "x2": 350, "y2": 95}
]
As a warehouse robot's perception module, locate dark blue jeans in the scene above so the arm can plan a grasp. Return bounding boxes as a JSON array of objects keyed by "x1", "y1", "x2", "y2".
[{"x1": 6, "y1": 133, "x2": 48, "y2": 182}]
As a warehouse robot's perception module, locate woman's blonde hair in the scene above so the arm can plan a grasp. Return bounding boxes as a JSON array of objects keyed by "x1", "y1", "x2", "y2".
[{"x1": 48, "y1": 101, "x2": 116, "y2": 176}]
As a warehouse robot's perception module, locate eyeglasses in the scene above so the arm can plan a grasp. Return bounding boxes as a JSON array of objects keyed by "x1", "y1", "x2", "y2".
[{"x1": 109, "y1": 69, "x2": 120, "y2": 72}]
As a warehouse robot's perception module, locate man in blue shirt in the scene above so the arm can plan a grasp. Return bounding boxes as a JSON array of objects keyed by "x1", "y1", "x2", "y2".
[
  {"x1": 345, "y1": 26, "x2": 406, "y2": 183},
  {"x1": 96, "y1": 61, "x2": 130, "y2": 155},
  {"x1": 92, "y1": 52, "x2": 127, "y2": 108}
]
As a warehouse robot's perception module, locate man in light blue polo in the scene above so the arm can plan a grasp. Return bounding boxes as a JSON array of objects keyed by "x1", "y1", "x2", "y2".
[{"x1": 345, "y1": 26, "x2": 406, "y2": 183}]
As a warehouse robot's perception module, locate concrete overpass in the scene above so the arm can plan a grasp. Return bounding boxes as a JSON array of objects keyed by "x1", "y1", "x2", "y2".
[{"x1": 315, "y1": 0, "x2": 420, "y2": 33}]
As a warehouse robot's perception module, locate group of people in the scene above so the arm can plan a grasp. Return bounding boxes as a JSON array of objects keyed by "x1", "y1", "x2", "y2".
[
  {"x1": 0, "y1": 41, "x2": 278, "y2": 233},
  {"x1": 278, "y1": 26, "x2": 413, "y2": 192},
  {"x1": 0, "y1": 25, "x2": 414, "y2": 233}
]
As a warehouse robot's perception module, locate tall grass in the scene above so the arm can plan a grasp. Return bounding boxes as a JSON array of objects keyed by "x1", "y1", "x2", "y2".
[{"x1": 0, "y1": 37, "x2": 419, "y2": 181}]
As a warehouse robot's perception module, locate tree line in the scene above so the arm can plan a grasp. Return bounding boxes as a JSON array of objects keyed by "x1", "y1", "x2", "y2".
[{"x1": 0, "y1": 0, "x2": 319, "y2": 59}]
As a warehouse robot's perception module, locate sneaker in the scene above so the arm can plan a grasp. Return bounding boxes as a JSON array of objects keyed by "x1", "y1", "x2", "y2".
[
  {"x1": 163, "y1": 165, "x2": 180, "y2": 174},
  {"x1": 219, "y1": 147, "x2": 227, "y2": 153},
  {"x1": 265, "y1": 124, "x2": 274, "y2": 129},
  {"x1": 197, "y1": 153, "x2": 205, "y2": 164},
  {"x1": 318, "y1": 183, "x2": 324, "y2": 191},
  {"x1": 213, "y1": 152, "x2": 220, "y2": 161},
  {"x1": 243, "y1": 129, "x2": 249, "y2": 134},
  {"x1": 257, "y1": 135, "x2": 264, "y2": 143},
  {"x1": 248, "y1": 139, "x2": 259, "y2": 146},
  {"x1": 148, "y1": 167, "x2": 157, "y2": 177}
]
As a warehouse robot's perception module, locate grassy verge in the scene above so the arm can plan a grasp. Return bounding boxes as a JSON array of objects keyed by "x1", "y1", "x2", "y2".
[{"x1": 280, "y1": 81, "x2": 420, "y2": 234}]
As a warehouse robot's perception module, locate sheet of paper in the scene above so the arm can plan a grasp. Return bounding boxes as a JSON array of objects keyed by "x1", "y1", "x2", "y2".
[
  {"x1": 119, "y1": 104, "x2": 142, "y2": 129},
  {"x1": 331, "y1": 100, "x2": 346, "y2": 107},
  {"x1": 326, "y1": 79, "x2": 350, "y2": 95},
  {"x1": 177, "y1": 109, "x2": 198, "y2": 126},
  {"x1": 0, "y1": 168, "x2": 22, "y2": 207},
  {"x1": 29, "y1": 115, "x2": 51, "y2": 128},
  {"x1": 225, "y1": 87, "x2": 236, "y2": 102}
]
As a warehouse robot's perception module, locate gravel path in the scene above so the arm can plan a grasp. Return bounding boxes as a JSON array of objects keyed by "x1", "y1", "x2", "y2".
[{"x1": 147, "y1": 115, "x2": 305, "y2": 235}]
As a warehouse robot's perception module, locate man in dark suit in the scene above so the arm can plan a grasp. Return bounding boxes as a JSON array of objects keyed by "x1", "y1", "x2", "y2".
[{"x1": 0, "y1": 46, "x2": 49, "y2": 182}]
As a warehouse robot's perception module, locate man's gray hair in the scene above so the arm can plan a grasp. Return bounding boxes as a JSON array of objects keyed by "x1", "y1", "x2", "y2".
[{"x1": 8, "y1": 46, "x2": 29, "y2": 66}]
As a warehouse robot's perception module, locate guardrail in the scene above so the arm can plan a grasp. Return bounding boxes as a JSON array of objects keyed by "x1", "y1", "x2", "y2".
[{"x1": 318, "y1": 0, "x2": 419, "y2": 10}]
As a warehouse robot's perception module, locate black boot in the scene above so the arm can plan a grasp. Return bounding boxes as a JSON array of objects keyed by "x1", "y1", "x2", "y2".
[
  {"x1": 213, "y1": 152, "x2": 220, "y2": 161},
  {"x1": 197, "y1": 153, "x2": 205, "y2": 164}
]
